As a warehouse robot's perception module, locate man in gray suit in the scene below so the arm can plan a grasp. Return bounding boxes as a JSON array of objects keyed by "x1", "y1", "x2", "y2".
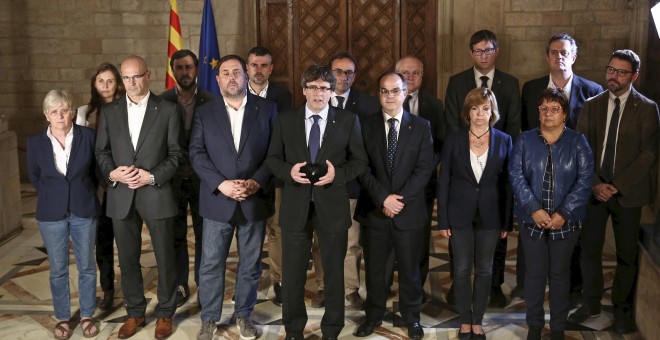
[{"x1": 96, "y1": 55, "x2": 185, "y2": 339}]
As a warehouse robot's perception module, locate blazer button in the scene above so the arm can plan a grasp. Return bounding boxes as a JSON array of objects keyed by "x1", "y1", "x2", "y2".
[{"x1": 475, "y1": 188, "x2": 479, "y2": 192}]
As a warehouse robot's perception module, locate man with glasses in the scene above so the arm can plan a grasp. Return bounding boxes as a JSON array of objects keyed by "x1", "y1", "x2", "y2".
[
  {"x1": 515, "y1": 33, "x2": 603, "y2": 305},
  {"x1": 246, "y1": 46, "x2": 292, "y2": 307},
  {"x1": 266, "y1": 64, "x2": 367, "y2": 340},
  {"x1": 444, "y1": 29, "x2": 521, "y2": 308},
  {"x1": 190, "y1": 55, "x2": 277, "y2": 340},
  {"x1": 353, "y1": 71, "x2": 434, "y2": 340},
  {"x1": 394, "y1": 55, "x2": 444, "y2": 294},
  {"x1": 573, "y1": 49, "x2": 659, "y2": 334},
  {"x1": 95, "y1": 55, "x2": 184, "y2": 339},
  {"x1": 306, "y1": 52, "x2": 379, "y2": 310},
  {"x1": 160, "y1": 49, "x2": 215, "y2": 307}
]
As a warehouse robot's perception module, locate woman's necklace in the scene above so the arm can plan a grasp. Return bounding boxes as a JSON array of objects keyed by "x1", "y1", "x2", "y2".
[{"x1": 469, "y1": 127, "x2": 490, "y2": 148}]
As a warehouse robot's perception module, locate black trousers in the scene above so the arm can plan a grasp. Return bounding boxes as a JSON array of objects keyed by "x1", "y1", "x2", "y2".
[
  {"x1": 96, "y1": 190, "x2": 115, "y2": 292},
  {"x1": 580, "y1": 197, "x2": 641, "y2": 311},
  {"x1": 113, "y1": 203, "x2": 177, "y2": 318},
  {"x1": 172, "y1": 175, "x2": 202, "y2": 287},
  {"x1": 364, "y1": 221, "x2": 425, "y2": 324},
  {"x1": 281, "y1": 203, "x2": 348, "y2": 338}
]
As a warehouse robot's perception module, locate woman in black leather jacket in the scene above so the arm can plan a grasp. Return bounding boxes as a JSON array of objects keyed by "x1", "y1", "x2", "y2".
[{"x1": 509, "y1": 88, "x2": 593, "y2": 340}]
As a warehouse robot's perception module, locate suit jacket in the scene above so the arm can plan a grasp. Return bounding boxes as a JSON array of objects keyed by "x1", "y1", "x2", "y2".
[
  {"x1": 159, "y1": 86, "x2": 215, "y2": 114},
  {"x1": 417, "y1": 91, "x2": 445, "y2": 159},
  {"x1": 576, "y1": 88, "x2": 659, "y2": 207},
  {"x1": 265, "y1": 82, "x2": 293, "y2": 113},
  {"x1": 265, "y1": 105, "x2": 368, "y2": 232},
  {"x1": 522, "y1": 74, "x2": 603, "y2": 131},
  {"x1": 189, "y1": 93, "x2": 277, "y2": 222},
  {"x1": 437, "y1": 128, "x2": 512, "y2": 231},
  {"x1": 27, "y1": 125, "x2": 101, "y2": 221},
  {"x1": 95, "y1": 92, "x2": 186, "y2": 219},
  {"x1": 355, "y1": 111, "x2": 434, "y2": 230},
  {"x1": 445, "y1": 68, "x2": 521, "y2": 139}
]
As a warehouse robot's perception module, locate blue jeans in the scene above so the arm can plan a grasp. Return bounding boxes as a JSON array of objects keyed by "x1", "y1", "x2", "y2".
[
  {"x1": 38, "y1": 215, "x2": 97, "y2": 320},
  {"x1": 199, "y1": 217, "x2": 266, "y2": 322}
]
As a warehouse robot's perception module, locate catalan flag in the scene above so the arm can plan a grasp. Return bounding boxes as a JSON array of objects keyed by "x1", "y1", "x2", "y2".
[
  {"x1": 198, "y1": 0, "x2": 221, "y2": 95},
  {"x1": 166, "y1": 0, "x2": 182, "y2": 89}
]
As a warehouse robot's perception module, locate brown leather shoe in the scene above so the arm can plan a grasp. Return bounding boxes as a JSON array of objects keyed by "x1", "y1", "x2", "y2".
[
  {"x1": 311, "y1": 290, "x2": 324, "y2": 308},
  {"x1": 345, "y1": 291, "x2": 364, "y2": 309},
  {"x1": 154, "y1": 318, "x2": 173, "y2": 339},
  {"x1": 117, "y1": 317, "x2": 145, "y2": 339}
]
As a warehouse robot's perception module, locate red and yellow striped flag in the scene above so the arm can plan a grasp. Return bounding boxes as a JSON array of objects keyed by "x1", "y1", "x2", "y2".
[{"x1": 166, "y1": 0, "x2": 182, "y2": 89}]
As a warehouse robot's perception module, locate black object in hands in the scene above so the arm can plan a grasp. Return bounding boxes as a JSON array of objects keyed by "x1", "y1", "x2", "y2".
[{"x1": 300, "y1": 163, "x2": 327, "y2": 183}]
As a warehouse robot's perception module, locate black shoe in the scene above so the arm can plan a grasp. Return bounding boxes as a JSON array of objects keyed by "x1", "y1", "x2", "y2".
[
  {"x1": 354, "y1": 320, "x2": 382, "y2": 337},
  {"x1": 613, "y1": 308, "x2": 637, "y2": 334},
  {"x1": 527, "y1": 326, "x2": 542, "y2": 340},
  {"x1": 568, "y1": 305, "x2": 600, "y2": 323},
  {"x1": 176, "y1": 285, "x2": 190, "y2": 307},
  {"x1": 407, "y1": 322, "x2": 424, "y2": 340},
  {"x1": 322, "y1": 337, "x2": 337, "y2": 340},
  {"x1": 98, "y1": 289, "x2": 114, "y2": 310},
  {"x1": 273, "y1": 282, "x2": 283, "y2": 306},
  {"x1": 284, "y1": 335, "x2": 303, "y2": 340},
  {"x1": 510, "y1": 285, "x2": 524, "y2": 300},
  {"x1": 446, "y1": 284, "x2": 456, "y2": 305},
  {"x1": 550, "y1": 330, "x2": 564, "y2": 340},
  {"x1": 472, "y1": 332, "x2": 486, "y2": 340},
  {"x1": 458, "y1": 330, "x2": 472, "y2": 339},
  {"x1": 489, "y1": 287, "x2": 507, "y2": 308}
]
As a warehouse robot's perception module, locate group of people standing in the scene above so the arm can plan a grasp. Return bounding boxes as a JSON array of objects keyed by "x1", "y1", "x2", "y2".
[{"x1": 26, "y1": 29, "x2": 657, "y2": 340}]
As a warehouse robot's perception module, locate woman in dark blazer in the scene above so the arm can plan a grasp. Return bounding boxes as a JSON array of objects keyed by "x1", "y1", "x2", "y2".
[
  {"x1": 437, "y1": 87, "x2": 512, "y2": 340},
  {"x1": 27, "y1": 90, "x2": 101, "y2": 339}
]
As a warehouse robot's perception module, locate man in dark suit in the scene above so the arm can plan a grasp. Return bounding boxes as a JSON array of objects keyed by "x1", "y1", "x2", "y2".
[
  {"x1": 246, "y1": 46, "x2": 292, "y2": 307},
  {"x1": 95, "y1": 55, "x2": 185, "y2": 339},
  {"x1": 265, "y1": 64, "x2": 367, "y2": 340},
  {"x1": 394, "y1": 55, "x2": 444, "y2": 291},
  {"x1": 160, "y1": 49, "x2": 215, "y2": 307},
  {"x1": 444, "y1": 29, "x2": 520, "y2": 307},
  {"x1": 572, "y1": 49, "x2": 659, "y2": 334},
  {"x1": 353, "y1": 71, "x2": 434, "y2": 340},
  {"x1": 307, "y1": 52, "x2": 380, "y2": 309},
  {"x1": 515, "y1": 32, "x2": 603, "y2": 304},
  {"x1": 190, "y1": 55, "x2": 277, "y2": 340}
]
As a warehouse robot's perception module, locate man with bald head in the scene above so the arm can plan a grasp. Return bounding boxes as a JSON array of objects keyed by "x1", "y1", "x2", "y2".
[
  {"x1": 96, "y1": 55, "x2": 185, "y2": 339},
  {"x1": 394, "y1": 56, "x2": 444, "y2": 289}
]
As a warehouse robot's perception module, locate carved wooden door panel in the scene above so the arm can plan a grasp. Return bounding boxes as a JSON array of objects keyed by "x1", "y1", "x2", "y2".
[{"x1": 258, "y1": 0, "x2": 436, "y2": 106}]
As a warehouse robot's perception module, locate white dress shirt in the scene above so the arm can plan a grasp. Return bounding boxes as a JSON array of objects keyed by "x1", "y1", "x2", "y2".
[
  {"x1": 600, "y1": 88, "x2": 631, "y2": 170},
  {"x1": 46, "y1": 125, "x2": 74, "y2": 176},
  {"x1": 305, "y1": 105, "x2": 329, "y2": 147},
  {"x1": 126, "y1": 92, "x2": 150, "y2": 149},
  {"x1": 225, "y1": 95, "x2": 248, "y2": 152}
]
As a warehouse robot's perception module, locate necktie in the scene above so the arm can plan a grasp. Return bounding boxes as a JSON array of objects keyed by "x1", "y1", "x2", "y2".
[
  {"x1": 387, "y1": 118, "x2": 398, "y2": 175},
  {"x1": 480, "y1": 76, "x2": 489, "y2": 88},
  {"x1": 601, "y1": 97, "x2": 621, "y2": 182},
  {"x1": 308, "y1": 115, "x2": 321, "y2": 163},
  {"x1": 403, "y1": 95, "x2": 412, "y2": 113},
  {"x1": 334, "y1": 96, "x2": 345, "y2": 109}
]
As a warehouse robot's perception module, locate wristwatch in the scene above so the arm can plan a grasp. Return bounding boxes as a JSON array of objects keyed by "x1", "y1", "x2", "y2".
[{"x1": 149, "y1": 174, "x2": 156, "y2": 186}]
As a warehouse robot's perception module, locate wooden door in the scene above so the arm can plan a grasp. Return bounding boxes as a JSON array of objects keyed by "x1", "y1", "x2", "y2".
[{"x1": 258, "y1": 0, "x2": 437, "y2": 106}]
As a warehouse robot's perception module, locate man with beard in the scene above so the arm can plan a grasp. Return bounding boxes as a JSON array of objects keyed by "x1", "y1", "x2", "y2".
[
  {"x1": 573, "y1": 49, "x2": 659, "y2": 334},
  {"x1": 160, "y1": 49, "x2": 215, "y2": 307},
  {"x1": 246, "y1": 46, "x2": 292, "y2": 307},
  {"x1": 190, "y1": 55, "x2": 277, "y2": 340}
]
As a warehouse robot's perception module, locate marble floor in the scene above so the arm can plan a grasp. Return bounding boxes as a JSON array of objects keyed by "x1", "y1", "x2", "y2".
[{"x1": 0, "y1": 185, "x2": 645, "y2": 339}]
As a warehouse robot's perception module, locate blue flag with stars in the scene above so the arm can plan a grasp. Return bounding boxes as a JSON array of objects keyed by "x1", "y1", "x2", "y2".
[{"x1": 198, "y1": 0, "x2": 220, "y2": 95}]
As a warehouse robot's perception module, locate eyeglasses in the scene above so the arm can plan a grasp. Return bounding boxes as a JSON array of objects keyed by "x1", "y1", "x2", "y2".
[
  {"x1": 549, "y1": 50, "x2": 571, "y2": 58},
  {"x1": 121, "y1": 71, "x2": 148, "y2": 82},
  {"x1": 605, "y1": 66, "x2": 634, "y2": 77},
  {"x1": 379, "y1": 88, "x2": 403, "y2": 96},
  {"x1": 472, "y1": 48, "x2": 496, "y2": 56},
  {"x1": 332, "y1": 69, "x2": 355, "y2": 77},
  {"x1": 538, "y1": 106, "x2": 562, "y2": 114},
  {"x1": 398, "y1": 71, "x2": 422, "y2": 78},
  {"x1": 305, "y1": 85, "x2": 332, "y2": 92},
  {"x1": 47, "y1": 108, "x2": 72, "y2": 116}
]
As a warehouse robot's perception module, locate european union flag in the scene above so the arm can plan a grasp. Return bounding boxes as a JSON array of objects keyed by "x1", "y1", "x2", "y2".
[{"x1": 198, "y1": 0, "x2": 220, "y2": 96}]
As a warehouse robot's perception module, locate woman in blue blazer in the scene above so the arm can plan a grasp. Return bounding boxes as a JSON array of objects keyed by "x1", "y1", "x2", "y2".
[
  {"x1": 437, "y1": 87, "x2": 512, "y2": 340},
  {"x1": 27, "y1": 90, "x2": 101, "y2": 339}
]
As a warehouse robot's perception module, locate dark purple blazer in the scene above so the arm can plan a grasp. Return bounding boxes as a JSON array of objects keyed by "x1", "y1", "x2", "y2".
[{"x1": 27, "y1": 124, "x2": 100, "y2": 221}]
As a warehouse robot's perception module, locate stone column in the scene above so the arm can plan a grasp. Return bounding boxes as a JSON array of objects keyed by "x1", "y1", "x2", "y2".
[{"x1": 0, "y1": 114, "x2": 22, "y2": 243}]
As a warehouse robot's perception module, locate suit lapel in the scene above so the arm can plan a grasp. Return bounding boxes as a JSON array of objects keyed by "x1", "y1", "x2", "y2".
[
  {"x1": 481, "y1": 130, "x2": 498, "y2": 181},
  {"x1": 116, "y1": 98, "x2": 134, "y2": 154},
  {"x1": 294, "y1": 107, "x2": 310, "y2": 162},
  {"x1": 237, "y1": 95, "x2": 259, "y2": 155},
  {"x1": 67, "y1": 125, "x2": 81, "y2": 177},
  {"x1": 212, "y1": 97, "x2": 239, "y2": 155},
  {"x1": 393, "y1": 112, "x2": 413, "y2": 172},
  {"x1": 460, "y1": 130, "x2": 479, "y2": 184},
  {"x1": 134, "y1": 93, "x2": 159, "y2": 154},
  {"x1": 615, "y1": 90, "x2": 641, "y2": 156},
  {"x1": 594, "y1": 93, "x2": 610, "y2": 164},
  {"x1": 372, "y1": 114, "x2": 388, "y2": 169}
]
